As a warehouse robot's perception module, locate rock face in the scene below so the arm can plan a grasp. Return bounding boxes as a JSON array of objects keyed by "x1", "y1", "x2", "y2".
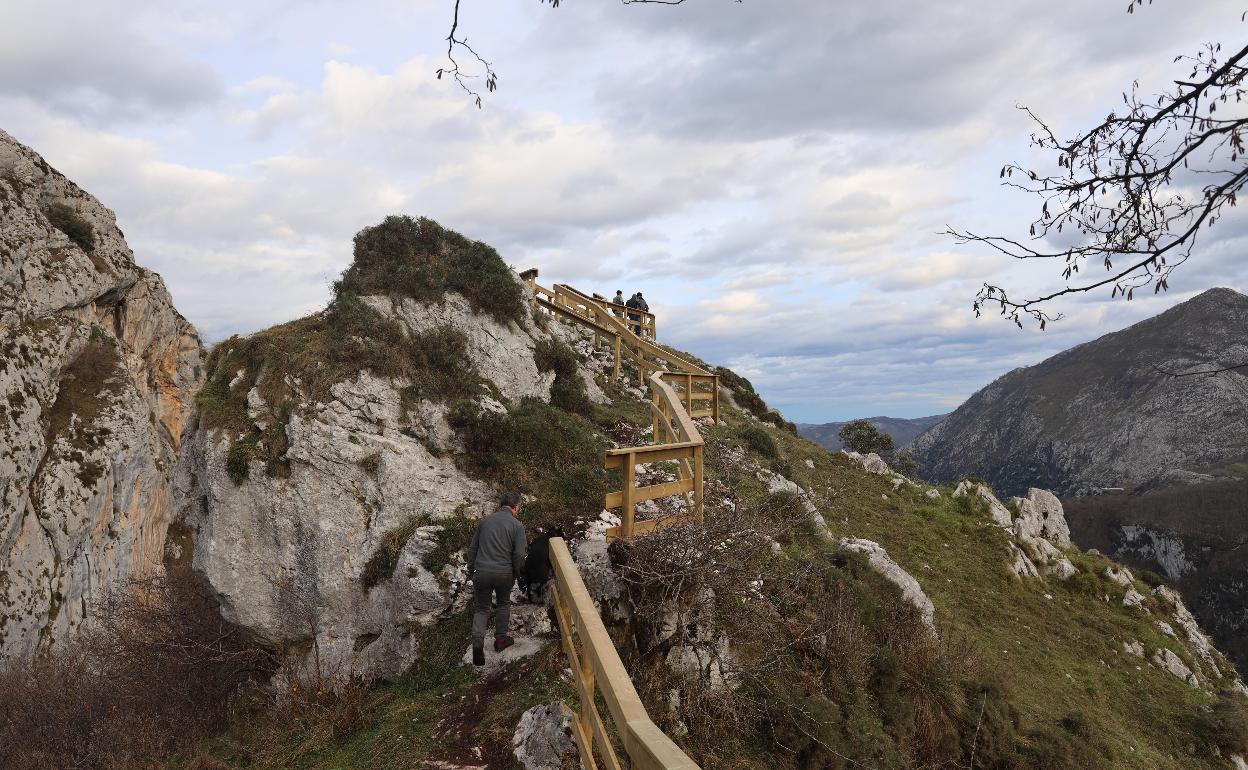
[
  {"x1": 512, "y1": 702, "x2": 575, "y2": 770},
  {"x1": 910, "y1": 288, "x2": 1248, "y2": 496},
  {"x1": 839, "y1": 538, "x2": 936, "y2": 631},
  {"x1": 0, "y1": 129, "x2": 202, "y2": 662},
  {"x1": 175, "y1": 279, "x2": 601, "y2": 678}
]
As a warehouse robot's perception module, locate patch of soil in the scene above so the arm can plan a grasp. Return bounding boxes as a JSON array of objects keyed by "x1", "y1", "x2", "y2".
[{"x1": 424, "y1": 652, "x2": 548, "y2": 770}]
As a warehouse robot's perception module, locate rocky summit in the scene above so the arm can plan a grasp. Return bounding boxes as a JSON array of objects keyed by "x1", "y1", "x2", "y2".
[
  {"x1": 0, "y1": 129, "x2": 202, "y2": 661},
  {"x1": 909, "y1": 288, "x2": 1248, "y2": 496}
]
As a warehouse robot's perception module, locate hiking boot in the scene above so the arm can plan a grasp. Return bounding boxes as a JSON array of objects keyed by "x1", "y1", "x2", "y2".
[
  {"x1": 472, "y1": 645, "x2": 485, "y2": 666},
  {"x1": 493, "y1": 635, "x2": 515, "y2": 653}
]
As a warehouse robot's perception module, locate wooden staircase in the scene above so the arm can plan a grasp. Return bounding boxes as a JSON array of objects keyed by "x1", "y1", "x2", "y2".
[{"x1": 520, "y1": 268, "x2": 706, "y2": 770}]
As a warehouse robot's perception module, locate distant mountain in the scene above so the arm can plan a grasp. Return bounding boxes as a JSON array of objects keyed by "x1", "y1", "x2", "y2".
[
  {"x1": 798, "y1": 414, "x2": 947, "y2": 452},
  {"x1": 909, "y1": 287, "x2": 1248, "y2": 497}
]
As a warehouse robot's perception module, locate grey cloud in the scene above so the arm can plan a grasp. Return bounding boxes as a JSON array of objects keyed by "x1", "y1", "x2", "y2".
[
  {"x1": 537, "y1": 0, "x2": 1244, "y2": 142},
  {"x1": 0, "y1": 2, "x2": 221, "y2": 120}
]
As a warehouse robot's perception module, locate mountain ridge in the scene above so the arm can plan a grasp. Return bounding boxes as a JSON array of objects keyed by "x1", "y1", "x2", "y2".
[
  {"x1": 910, "y1": 287, "x2": 1248, "y2": 496},
  {"x1": 798, "y1": 414, "x2": 947, "y2": 452}
]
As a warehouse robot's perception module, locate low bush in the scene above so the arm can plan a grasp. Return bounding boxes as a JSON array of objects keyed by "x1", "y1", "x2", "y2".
[
  {"x1": 361, "y1": 516, "x2": 423, "y2": 589},
  {"x1": 0, "y1": 568, "x2": 271, "y2": 770},
  {"x1": 336, "y1": 216, "x2": 526, "y2": 327},
  {"x1": 44, "y1": 202, "x2": 95, "y2": 252},
  {"x1": 448, "y1": 397, "x2": 608, "y2": 527},
  {"x1": 534, "y1": 337, "x2": 592, "y2": 415},
  {"x1": 741, "y1": 424, "x2": 779, "y2": 459}
]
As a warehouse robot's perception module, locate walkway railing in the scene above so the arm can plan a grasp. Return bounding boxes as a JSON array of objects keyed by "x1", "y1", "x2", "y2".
[
  {"x1": 520, "y1": 268, "x2": 707, "y2": 769},
  {"x1": 605, "y1": 371, "x2": 704, "y2": 539},
  {"x1": 549, "y1": 537, "x2": 701, "y2": 770}
]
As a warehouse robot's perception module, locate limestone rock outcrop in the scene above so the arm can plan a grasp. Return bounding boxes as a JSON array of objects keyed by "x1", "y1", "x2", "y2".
[
  {"x1": 0, "y1": 129, "x2": 202, "y2": 662},
  {"x1": 512, "y1": 702, "x2": 576, "y2": 770},
  {"x1": 839, "y1": 538, "x2": 936, "y2": 632},
  {"x1": 175, "y1": 276, "x2": 604, "y2": 678},
  {"x1": 953, "y1": 480, "x2": 1013, "y2": 527}
]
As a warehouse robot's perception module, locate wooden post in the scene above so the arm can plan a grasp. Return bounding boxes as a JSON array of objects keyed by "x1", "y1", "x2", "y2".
[
  {"x1": 685, "y1": 373, "x2": 693, "y2": 416},
  {"x1": 693, "y1": 444, "x2": 704, "y2": 521},
  {"x1": 622, "y1": 452, "x2": 636, "y2": 538},
  {"x1": 613, "y1": 335, "x2": 622, "y2": 381},
  {"x1": 711, "y1": 375, "x2": 720, "y2": 424},
  {"x1": 578, "y1": 642, "x2": 596, "y2": 756},
  {"x1": 652, "y1": 389, "x2": 660, "y2": 446}
]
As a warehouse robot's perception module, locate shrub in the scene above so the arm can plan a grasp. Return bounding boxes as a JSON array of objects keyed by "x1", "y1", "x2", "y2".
[
  {"x1": 534, "y1": 337, "x2": 592, "y2": 415},
  {"x1": 358, "y1": 451, "x2": 381, "y2": 476},
  {"x1": 336, "y1": 216, "x2": 526, "y2": 327},
  {"x1": 0, "y1": 568, "x2": 271, "y2": 770},
  {"x1": 838, "y1": 419, "x2": 896, "y2": 457},
  {"x1": 741, "y1": 425, "x2": 779, "y2": 459},
  {"x1": 448, "y1": 397, "x2": 608, "y2": 525},
  {"x1": 227, "y1": 434, "x2": 258, "y2": 484},
  {"x1": 44, "y1": 202, "x2": 95, "y2": 252},
  {"x1": 894, "y1": 450, "x2": 922, "y2": 479},
  {"x1": 361, "y1": 516, "x2": 423, "y2": 589}
]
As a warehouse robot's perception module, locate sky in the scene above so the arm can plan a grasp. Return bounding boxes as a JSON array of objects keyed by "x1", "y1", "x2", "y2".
[{"x1": 3, "y1": 0, "x2": 1247, "y2": 423}]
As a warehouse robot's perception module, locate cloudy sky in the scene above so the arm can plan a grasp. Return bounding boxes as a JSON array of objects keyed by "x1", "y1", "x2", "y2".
[{"x1": 5, "y1": 0, "x2": 1247, "y2": 422}]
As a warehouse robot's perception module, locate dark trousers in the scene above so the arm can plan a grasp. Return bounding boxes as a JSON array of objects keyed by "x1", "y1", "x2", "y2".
[{"x1": 471, "y1": 571, "x2": 514, "y2": 646}]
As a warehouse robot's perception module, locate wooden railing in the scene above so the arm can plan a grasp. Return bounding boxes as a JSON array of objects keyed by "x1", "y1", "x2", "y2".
[
  {"x1": 605, "y1": 372, "x2": 705, "y2": 539},
  {"x1": 520, "y1": 272, "x2": 716, "y2": 538},
  {"x1": 549, "y1": 537, "x2": 701, "y2": 770}
]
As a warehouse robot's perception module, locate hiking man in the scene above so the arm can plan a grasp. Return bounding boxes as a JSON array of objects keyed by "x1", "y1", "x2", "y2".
[
  {"x1": 635, "y1": 292, "x2": 650, "y2": 335},
  {"x1": 625, "y1": 292, "x2": 642, "y2": 335},
  {"x1": 467, "y1": 491, "x2": 527, "y2": 666}
]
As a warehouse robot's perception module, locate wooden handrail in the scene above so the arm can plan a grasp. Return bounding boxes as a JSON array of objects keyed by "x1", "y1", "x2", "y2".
[
  {"x1": 604, "y1": 372, "x2": 705, "y2": 539},
  {"x1": 549, "y1": 537, "x2": 702, "y2": 770}
]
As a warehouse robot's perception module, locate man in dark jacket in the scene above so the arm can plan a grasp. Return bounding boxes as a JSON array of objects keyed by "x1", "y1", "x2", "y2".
[
  {"x1": 467, "y1": 491, "x2": 528, "y2": 665},
  {"x1": 625, "y1": 293, "x2": 642, "y2": 335}
]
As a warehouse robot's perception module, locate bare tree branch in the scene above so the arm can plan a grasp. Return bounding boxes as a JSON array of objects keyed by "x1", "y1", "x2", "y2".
[
  {"x1": 950, "y1": 10, "x2": 1248, "y2": 327},
  {"x1": 436, "y1": 0, "x2": 498, "y2": 108},
  {"x1": 439, "y1": 0, "x2": 740, "y2": 106}
]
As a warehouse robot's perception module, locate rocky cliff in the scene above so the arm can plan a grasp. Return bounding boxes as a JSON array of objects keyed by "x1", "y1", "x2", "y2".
[
  {"x1": 173, "y1": 216, "x2": 613, "y2": 678},
  {"x1": 0, "y1": 129, "x2": 202, "y2": 661},
  {"x1": 910, "y1": 288, "x2": 1248, "y2": 496}
]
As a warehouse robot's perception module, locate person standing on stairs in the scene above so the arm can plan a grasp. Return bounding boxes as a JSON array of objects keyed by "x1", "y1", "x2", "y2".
[
  {"x1": 467, "y1": 491, "x2": 528, "y2": 666},
  {"x1": 635, "y1": 292, "x2": 650, "y2": 335},
  {"x1": 625, "y1": 292, "x2": 642, "y2": 335},
  {"x1": 612, "y1": 289, "x2": 626, "y2": 317}
]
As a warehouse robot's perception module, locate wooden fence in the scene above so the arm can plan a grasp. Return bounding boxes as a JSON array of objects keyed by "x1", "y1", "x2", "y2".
[
  {"x1": 549, "y1": 537, "x2": 702, "y2": 770},
  {"x1": 521, "y1": 272, "x2": 715, "y2": 538},
  {"x1": 604, "y1": 372, "x2": 705, "y2": 539}
]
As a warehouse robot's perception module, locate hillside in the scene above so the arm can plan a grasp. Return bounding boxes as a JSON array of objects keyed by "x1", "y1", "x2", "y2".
[
  {"x1": 909, "y1": 288, "x2": 1248, "y2": 497},
  {"x1": 799, "y1": 414, "x2": 947, "y2": 452},
  {"x1": 1, "y1": 137, "x2": 1247, "y2": 769},
  {"x1": 1065, "y1": 479, "x2": 1248, "y2": 678},
  {"x1": 166, "y1": 225, "x2": 1247, "y2": 770}
]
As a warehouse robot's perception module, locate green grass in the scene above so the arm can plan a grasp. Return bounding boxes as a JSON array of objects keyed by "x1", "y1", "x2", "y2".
[
  {"x1": 700, "y1": 399, "x2": 1248, "y2": 768},
  {"x1": 177, "y1": 609, "x2": 574, "y2": 770}
]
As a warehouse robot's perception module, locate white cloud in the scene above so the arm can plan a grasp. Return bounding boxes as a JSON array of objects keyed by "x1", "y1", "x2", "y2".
[{"x1": 4, "y1": 0, "x2": 1246, "y2": 421}]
